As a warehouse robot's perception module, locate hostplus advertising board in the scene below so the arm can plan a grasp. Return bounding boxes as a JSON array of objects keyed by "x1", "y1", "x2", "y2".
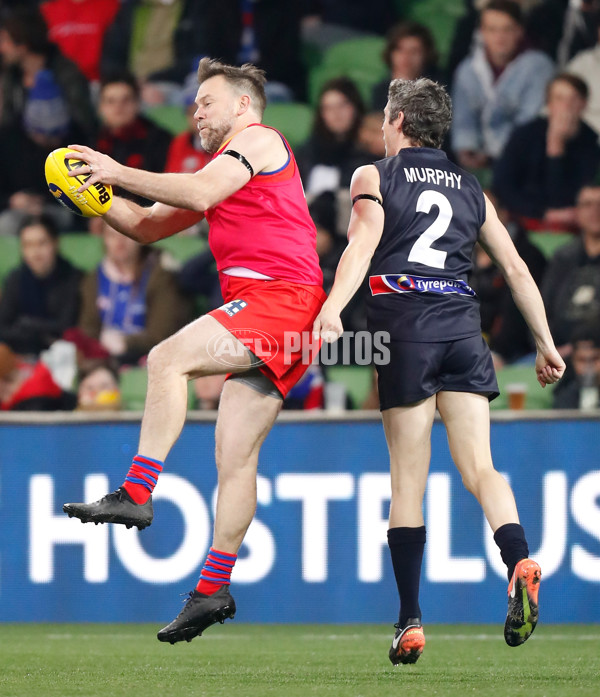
[{"x1": 0, "y1": 417, "x2": 598, "y2": 623}]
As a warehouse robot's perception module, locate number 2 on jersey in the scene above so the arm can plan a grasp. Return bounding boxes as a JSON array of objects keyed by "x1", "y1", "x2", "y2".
[{"x1": 407, "y1": 190, "x2": 452, "y2": 269}]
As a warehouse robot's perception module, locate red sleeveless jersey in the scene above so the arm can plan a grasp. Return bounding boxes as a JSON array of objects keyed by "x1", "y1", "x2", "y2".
[{"x1": 204, "y1": 124, "x2": 323, "y2": 286}]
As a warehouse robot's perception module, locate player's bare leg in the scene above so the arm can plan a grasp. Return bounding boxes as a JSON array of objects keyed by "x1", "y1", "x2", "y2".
[
  {"x1": 436, "y1": 391, "x2": 518, "y2": 530},
  {"x1": 212, "y1": 379, "x2": 283, "y2": 552},
  {"x1": 382, "y1": 396, "x2": 436, "y2": 665},
  {"x1": 157, "y1": 379, "x2": 282, "y2": 644},
  {"x1": 138, "y1": 314, "x2": 254, "y2": 460},
  {"x1": 63, "y1": 314, "x2": 254, "y2": 527},
  {"x1": 437, "y1": 390, "x2": 541, "y2": 646},
  {"x1": 383, "y1": 396, "x2": 436, "y2": 527}
]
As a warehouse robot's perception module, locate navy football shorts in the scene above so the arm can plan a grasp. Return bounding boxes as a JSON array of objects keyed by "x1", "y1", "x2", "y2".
[{"x1": 377, "y1": 334, "x2": 499, "y2": 410}]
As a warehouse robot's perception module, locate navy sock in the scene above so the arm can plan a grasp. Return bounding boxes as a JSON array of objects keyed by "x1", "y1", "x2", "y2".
[
  {"x1": 387, "y1": 526, "x2": 426, "y2": 627},
  {"x1": 493, "y1": 523, "x2": 529, "y2": 581}
]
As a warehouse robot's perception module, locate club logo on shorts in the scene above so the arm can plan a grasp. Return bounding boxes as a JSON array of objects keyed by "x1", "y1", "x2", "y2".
[{"x1": 220, "y1": 299, "x2": 248, "y2": 317}]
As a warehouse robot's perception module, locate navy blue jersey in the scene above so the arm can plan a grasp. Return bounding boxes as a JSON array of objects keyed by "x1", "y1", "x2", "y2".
[{"x1": 368, "y1": 147, "x2": 486, "y2": 342}]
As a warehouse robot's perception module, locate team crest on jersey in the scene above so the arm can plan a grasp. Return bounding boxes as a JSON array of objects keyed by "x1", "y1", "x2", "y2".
[
  {"x1": 398, "y1": 275, "x2": 416, "y2": 290},
  {"x1": 220, "y1": 299, "x2": 248, "y2": 317}
]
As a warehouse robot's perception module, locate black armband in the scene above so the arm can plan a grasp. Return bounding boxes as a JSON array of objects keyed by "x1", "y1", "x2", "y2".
[
  {"x1": 223, "y1": 149, "x2": 254, "y2": 177},
  {"x1": 352, "y1": 193, "x2": 383, "y2": 206}
]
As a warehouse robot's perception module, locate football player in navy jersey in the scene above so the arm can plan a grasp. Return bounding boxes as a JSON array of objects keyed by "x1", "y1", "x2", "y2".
[{"x1": 313, "y1": 78, "x2": 565, "y2": 665}]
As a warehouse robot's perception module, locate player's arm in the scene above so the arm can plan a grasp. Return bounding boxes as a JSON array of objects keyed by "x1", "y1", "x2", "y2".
[
  {"x1": 65, "y1": 127, "x2": 285, "y2": 212},
  {"x1": 102, "y1": 197, "x2": 204, "y2": 244},
  {"x1": 479, "y1": 194, "x2": 565, "y2": 387},
  {"x1": 313, "y1": 165, "x2": 384, "y2": 342}
]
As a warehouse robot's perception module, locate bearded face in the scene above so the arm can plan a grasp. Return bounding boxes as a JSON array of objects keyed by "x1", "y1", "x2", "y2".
[
  {"x1": 198, "y1": 114, "x2": 237, "y2": 154},
  {"x1": 193, "y1": 75, "x2": 244, "y2": 154}
]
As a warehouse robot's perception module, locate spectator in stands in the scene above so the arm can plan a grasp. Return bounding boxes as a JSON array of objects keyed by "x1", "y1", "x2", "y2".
[
  {"x1": 100, "y1": 0, "x2": 203, "y2": 105},
  {"x1": 358, "y1": 112, "x2": 387, "y2": 159},
  {"x1": 0, "y1": 341, "x2": 76, "y2": 411},
  {"x1": 451, "y1": 0, "x2": 555, "y2": 170},
  {"x1": 76, "y1": 358, "x2": 121, "y2": 411},
  {"x1": 566, "y1": 10, "x2": 600, "y2": 134},
  {"x1": 95, "y1": 71, "x2": 172, "y2": 202},
  {"x1": 283, "y1": 363, "x2": 324, "y2": 410},
  {"x1": 371, "y1": 21, "x2": 444, "y2": 111},
  {"x1": 470, "y1": 227, "x2": 547, "y2": 366},
  {"x1": 0, "y1": 61, "x2": 81, "y2": 235},
  {"x1": 0, "y1": 117, "x2": 75, "y2": 235},
  {"x1": 40, "y1": 0, "x2": 120, "y2": 84},
  {"x1": 541, "y1": 184, "x2": 600, "y2": 352},
  {"x1": 78, "y1": 220, "x2": 190, "y2": 365},
  {"x1": 301, "y1": 0, "x2": 399, "y2": 38},
  {"x1": 557, "y1": 0, "x2": 600, "y2": 67},
  {"x1": 309, "y1": 191, "x2": 343, "y2": 290},
  {"x1": 190, "y1": 0, "x2": 307, "y2": 101},
  {"x1": 193, "y1": 374, "x2": 226, "y2": 410},
  {"x1": 101, "y1": 1, "x2": 306, "y2": 103},
  {"x1": 552, "y1": 323, "x2": 600, "y2": 409},
  {"x1": 176, "y1": 248, "x2": 223, "y2": 315},
  {"x1": 492, "y1": 73, "x2": 600, "y2": 230},
  {"x1": 0, "y1": 6, "x2": 97, "y2": 141},
  {"x1": 297, "y1": 77, "x2": 371, "y2": 196},
  {"x1": 0, "y1": 7, "x2": 96, "y2": 233},
  {"x1": 448, "y1": 0, "x2": 567, "y2": 78},
  {"x1": 0, "y1": 215, "x2": 81, "y2": 356},
  {"x1": 471, "y1": 190, "x2": 548, "y2": 366}
]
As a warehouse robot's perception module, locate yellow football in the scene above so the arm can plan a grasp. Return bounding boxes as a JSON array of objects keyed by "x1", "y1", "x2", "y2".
[{"x1": 45, "y1": 147, "x2": 113, "y2": 217}]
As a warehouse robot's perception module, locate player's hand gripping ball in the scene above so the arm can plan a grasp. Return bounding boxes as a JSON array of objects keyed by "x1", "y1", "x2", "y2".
[{"x1": 45, "y1": 147, "x2": 112, "y2": 217}]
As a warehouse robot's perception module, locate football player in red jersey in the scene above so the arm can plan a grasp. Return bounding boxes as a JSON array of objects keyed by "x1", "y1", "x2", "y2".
[{"x1": 62, "y1": 58, "x2": 326, "y2": 643}]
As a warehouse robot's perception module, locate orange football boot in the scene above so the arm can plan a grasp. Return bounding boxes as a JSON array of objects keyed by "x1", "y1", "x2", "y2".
[
  {"x1": 504, "y1": 558, "x2": 541, "y2": 647},
  {"x1": 389, "y1": 618, "x2": 425, "y2": 665}
]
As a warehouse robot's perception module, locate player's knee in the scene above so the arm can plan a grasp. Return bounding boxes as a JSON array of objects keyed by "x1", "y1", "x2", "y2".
[
  {"x1": 147, "y1": 340, "x2": 175, "y2": 375},
  {"x1": 216, "y1": 442, "x2": 255, "y2": 476},
  {"x1": 215, "y1": 445, "x2": 242, "y2": 472},
  {"x1": 460, "y1": 472, "x2": 478, "y2": 495},
  {"x1": 460, "y1": 466, "x2": 493, "y2": 496}
]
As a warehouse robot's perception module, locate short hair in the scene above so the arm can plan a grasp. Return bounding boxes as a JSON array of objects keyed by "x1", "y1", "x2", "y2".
[
  {"x1": 99, "y1": 70, "x2": 140, "y2": 99},
  {"x1": 1, "y1": 8, "x2": 52, "y2": 56},
  {"x1": 547, "y1": 72, "x2": 589, "y2": 102},
  {"x1": 571, "y1": 322, "x2": 600, "y2": 348},
  {"x1": 387, "y1": 78, "x2": 452, "y2": 149},
  {"x1": 480, "y1": 0, "x2": 524, "y2": 26},
  {"x1": 197, "y1": 57, "x2": 267, "y2": 117},
  {"x1": 382, "y1": 21, "x2": 439, "y2": 70},
  {"x1": 17, "y1": 214, "x2": 59, "y2": 241}
]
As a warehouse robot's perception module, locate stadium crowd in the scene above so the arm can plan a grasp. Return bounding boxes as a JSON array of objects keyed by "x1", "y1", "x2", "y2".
[{"x1": 0, "y1": 0, "x2": 598, "y2": 412}]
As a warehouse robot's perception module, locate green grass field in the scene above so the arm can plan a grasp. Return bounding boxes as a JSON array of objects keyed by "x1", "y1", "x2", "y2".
[{"x1": 0, "y1": 624, "x2": 598, "y2": 697}]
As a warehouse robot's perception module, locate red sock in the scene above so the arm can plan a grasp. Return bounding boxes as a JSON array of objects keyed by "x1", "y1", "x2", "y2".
[
  {"x1": 122, "y1": 454, "x2": 163, "y2": 504},
  {"x1": 195, "y1": 548, "x2": 237, "y2": 595}
]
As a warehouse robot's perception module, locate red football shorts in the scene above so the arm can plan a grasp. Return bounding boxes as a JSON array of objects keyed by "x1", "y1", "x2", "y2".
[{"x1": 208, "y1": 275, "x2": 327, "y2": 397}]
